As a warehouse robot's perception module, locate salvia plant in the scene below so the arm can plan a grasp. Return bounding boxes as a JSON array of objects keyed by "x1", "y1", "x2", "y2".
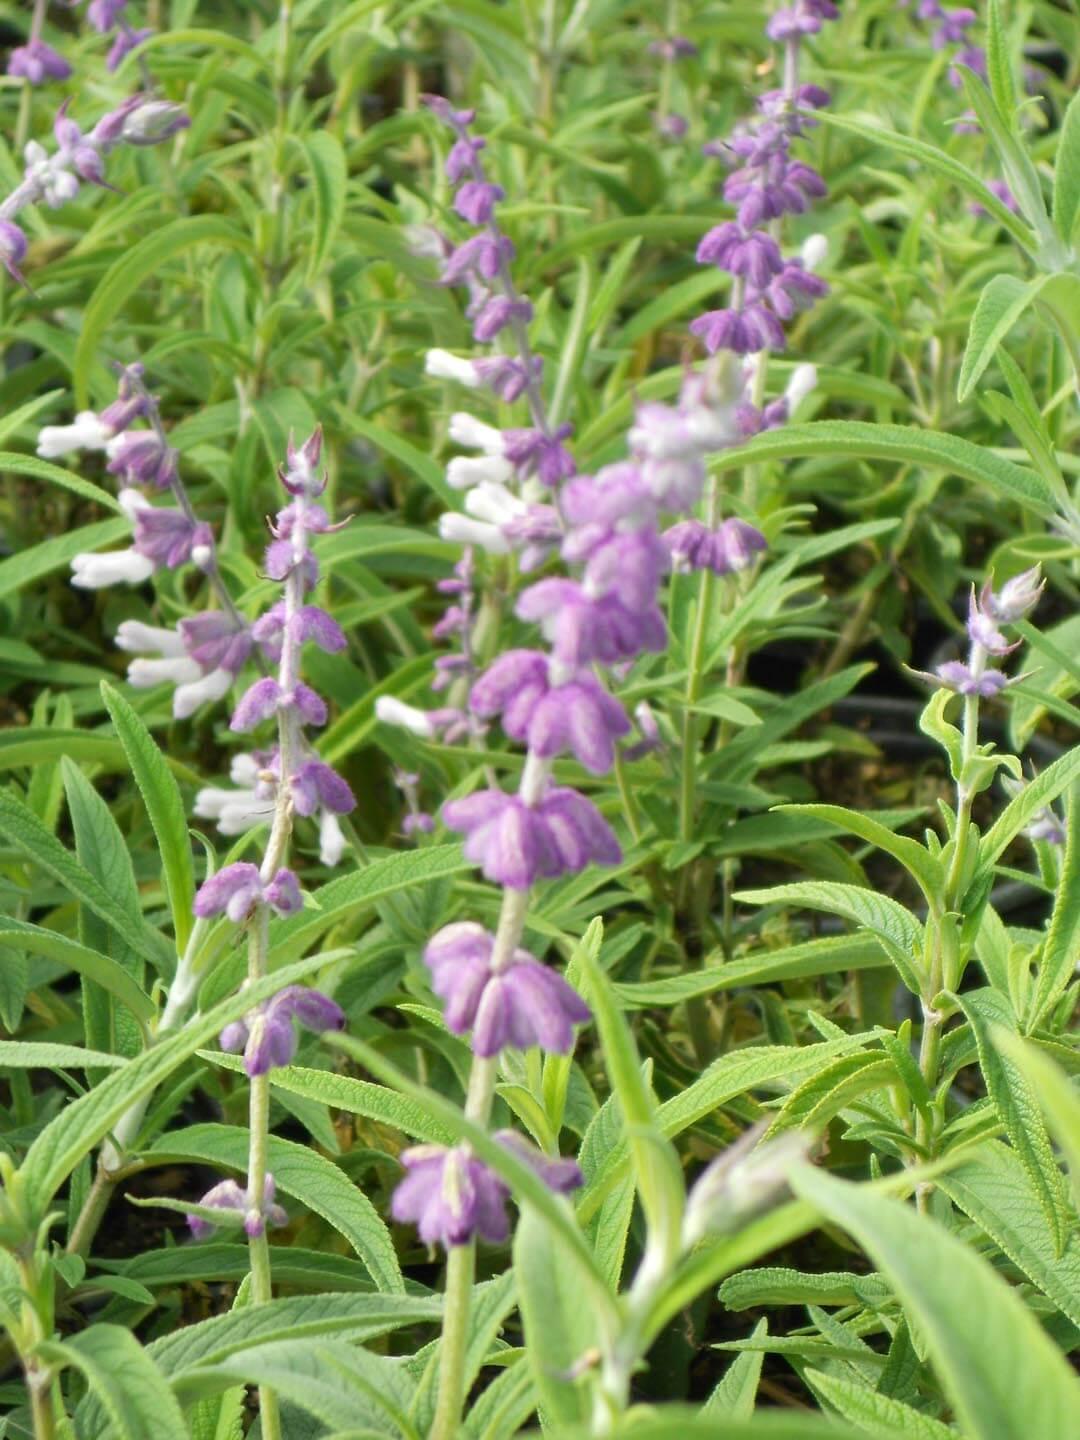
[{"x1": 0, "y1": 2, "x2": 1077, "y2": 1439}]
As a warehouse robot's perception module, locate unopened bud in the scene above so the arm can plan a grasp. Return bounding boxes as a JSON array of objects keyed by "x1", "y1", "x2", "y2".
[{"x1": 121, "y1": 101, "x2": 190, "y2": 147}]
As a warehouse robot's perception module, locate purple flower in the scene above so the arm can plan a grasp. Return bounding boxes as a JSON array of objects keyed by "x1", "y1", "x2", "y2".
[
  {"x1": 230, "y1": 679, "x2": 327, "y2": 732},
  {"x1": 115, "y1": 99, "x2": 190, "y2": 147},
  {"x1": 501, "y1": 425, "x2": 576, "y2": 486},
  {"x1": 655, "y1": 113, "x2": 689, "y2": 142},
  {"x1": 758, "y1": 260, "x2": 829, "y2": 321},
  {"x1": 391, "y1": 1145, "x2": 510, "y2": 1248},
  {"x1": 187, "y1": 1174, "x2": 287, "y2": 1240},
  {"x1": 8, "y1": 39, "x2": 72, "y2": 84},
  {"x1": 194, "y1": 862, "x2": 303, "y2": 923},
  {"x1": 472, "y1": 295, "x2": 533, "y2": 343},
  {"x1": 517, "y1": 579, "x2": 667, "y2": 667},
  {"x1": 493, "y1": 1130, "x2": 584, "y2": 1194},
  {"x1": 665, "y1": 517, "x2": 767, "y2": 574},
  {"x1": 935, "y1": 662, "x2": 1009, "y2": 697},
  {"x1": 446, "y1": 133, "x2": 486, "y2": 183},
  {"x1": 291, "y1": 759, "x2": 355, "y2": 816},
  {"x1": 179, "y1": 612, "x2": 253, "y2": 673},
  {"x1": 106, "y1": 432, "x2": 178, "y2": 489},
  {"x1": 131, "y1": 503, "x2": 213, "y2": 570},
  {"x1": 0, "y1": 220, "x2": 29, "y2": 287},
  {"x1": 106, "y1": 27, "x2": 153, "y2": 71},
  {"x1": 689, "y1": 303, "x2": 786, "y2": 356},
  {"x1": 471, "y1": 654, "x2": 630, "y2": 774},
  {"x1": 441, "y1": 232, "x2": 514, "y2": 285},
  {"x1": 697, "y1": 222, "x2": 784, "y2": 286},
  {"x1": 220, "y1": 985, "x2": 345, "y2": 1077},
  {"x1": 87, "y1": 0, "x2": 128, "y2": 30},
  {"x1": 648, "y1": 36, "x2": 698, "y2": 61},
  {"x1": 264, "y1": 538, "x2": 319, "y2": 588},
  {"x1": 758, "y1": 83, "x2": 831, "y2": 116},
  {"x1": 473, "y1": 354, "x2": 541, "y2": 403},
  {"x1": 982, "y1": 566, "x2": 1043, "y2": 624},
  {"x1": 442, "y1": 785, "x2": 621, "y2": 888},
  {"x1": 454, "y1": 180, "x2": 504, "y2": 224},
  {"x1": 424, "y1": 922, "x2": 591, "y2": 1056}
]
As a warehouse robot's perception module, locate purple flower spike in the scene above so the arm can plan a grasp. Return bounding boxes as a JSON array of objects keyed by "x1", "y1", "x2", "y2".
[
  {"x1": 231, "y1": 678, "x2": 283, "y2": 733},
  {"x1": 697, "y1": 222, "x2": 784, "y2": 286},
  {"x1": 454, "y1": 180, "x2": 505, "y2": 224},
  {"x1": 442, "y1": 785, "x2": 620, "y2": 888},
  {"x1": 424, "y1": 922, "x2": 591, "y2": 1056},
  {"x1": 392, "y1": 1145, "x2": 510, "y2": 1249},
  {"x1": 195, "y1": 862, "x2": 303, "y2": 923},
  {"x1": 291, "y1": 759, "x2": 356, "y2": 816},
  {"x1": 230, "y1": 985, "x2": 345, "y2": 1077},
  {"x1": 8, "y1": 39, "x2": 72, "y2": 84}
]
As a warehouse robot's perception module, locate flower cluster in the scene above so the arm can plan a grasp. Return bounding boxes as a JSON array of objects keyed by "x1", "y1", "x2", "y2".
[
  {"x1": 378, "y1": 102, "x2": 761, "y2": 1251},
  {"x1": 930, "y1": 567, "x2": 1042, "y2": 698},
  {"x1": 187, "y1": 1173, "x2": 288, "y2": 1241},
  {"x1": 8, "y1": 29, "x2": 71, "y2": 86},
  {"x1": 691, "y1": 0, "x2": 836, "y2": 362},
  {"x1": 0, "y1": 98, "x2": 187, "y2": 286}
]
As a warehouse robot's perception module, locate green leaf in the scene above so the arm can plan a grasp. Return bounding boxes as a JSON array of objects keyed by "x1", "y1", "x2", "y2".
[
  {"x1": 0, "y1": 786, "x2": 169, "y2": 975},
  {"x1": 938, "y1": 1142, "x2": 1080, "y2": 1328},
  {"x1": 302, "y1": 131, "x2": 347, "y2": 282},
  {"x1": 613, "y1": 936, "x2": 888, "y2": 1009},
  {"x1": 0, "y1": 450, "x2": 121, "y2": 512},
  {"x1": 173, "y1": 1340, "x2": 416, "y2": 1435},
  {"x1": 147, "y1": 1124, "x2": 403, "y2": 1293},
  {"x1": 808, "y1": 1370, "x2": 956, "y2": 1440},
  {"x1": 985, "y1": 0, "x2": 1018, "y2": 119},
  {"x1": 544, "y1": 1417, "x2": 860, "y2": 1440},
  {"x1": 719, "y1": 1268, "x2": 890, "y2": 1310},
  {"x1": 39, "y1": 1325, "x2": 187, "y2": 1440},
  {"x1": 577, "y1": 917, "x2": 684, "y2": 1257},
  {"x1": 344, "y1": 414, "x2": 456, "y2": 507},
  {"x1": 0, "y1": 925, "x2": 154, "y2": 1024},
  {"x1": 791, "y1": 1166, "x2": 1080, "y2": 1440},
  {"x1": 514, "y1": 1206, "x2": 600, "y2": 1427},
  {"x1": 981, "y1": 745, "x2": 1080, "y2": 865},
  {"x1": 1053, "y1": 88, "x2": 1080, "y2": 242},
  {"x1": 991, "y1": 1034, "x2": 1080, "y2": 1210},
  {"x1": 712, "y1": 422, "x2": 1057, "y2": 522},
  {"x1": 0, "y1": 517, "x2": 130, "y2": 599},
  {"x1": 101, "y1": 682, "x2": 195, "y2": 954},
  {"x1": 18, "y1": 954, "x2": 337, "y2": 1214},
  {"x1": 206, "y1": 1049, "x2": 454, "y2": 1143},
  {"x1": 958, "y1": 274, "x2": 1048, "y2": 402},
  {"x1": 1027, "y1": 783, "x2": 1080, "y2": 1027},
  {"x1": 701, "y1": 1320, "x2": 766, "y2": 1418},
  {"x1": 266, "y1": 844, "x2": 469, "y2": 965},
  {"x1": 734, "y1": 882, "x2": 924, "y2": 995},
  {"x1": 774, "y1": 805, "x2": 944, "y2": 907},
  {"x1": 955, "y1": 989, "x2": 1069, "y2": 1255},
  {"x1": 0, "y1": 1040, "x2": 128, "y2": 1069},
  {"x1": 73, "y1": 217, "x2": 253, "y2": 408},
  {"x1": 149, "y1": 1292, "x2": 441, "y2": 1377},
  {"x1": 815, "y1": 110, "x2": 1035, "y2": 250},
  {"x1": 766, "y1": 1053, "x2": 899, "y2": 1139}
]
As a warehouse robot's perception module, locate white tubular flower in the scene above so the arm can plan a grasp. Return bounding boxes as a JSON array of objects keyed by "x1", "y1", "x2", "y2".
[
  {"x1": 37, "y1": 411, "x2": 112, "y2": 458},
  {"x1": 784, "y1": 363, "x2": 818, "y2": 411},
  {"x1": 448, "y1": 412, "x2": 504, "y2": 454},
  {"x1": 446, "y1": 454, "x2": 514, "y2": 490},
  {"x1": 126, "y1": 656, "x2": 202, "y2": 689},
  {"x1": 319, "y1": 809, "x2": 346, "y2": 867},
  {"x1": 425, "y1": 349, "x2": 482, "y2": 387},
  {"x1": 117, "y1": 487, "x2": 151, "y2": 519},
  {"x1": 438, "y1": 512, "x2": 510, "y2": 554},
  {"x1": 173, "y1": 667, "x2": 234, "y2": 720},
  {"x1": 801, "y1": 233, "x2": 828, "y2": 271},
  {"x1": 374, "y1": 696, "x2": 435, "y2": 737},
  {"x1": 71, "y1": 550, "x2": 155, "y2": 588},
  {"x1": 230, "y1": 752, "x2": 262, "y2": 787},
  {"x1": 115, "y1": 621, "x2": 186, "y2": 656},
  {"x1": 465, "y1": 480, "x2": 524, "y2": 526}
]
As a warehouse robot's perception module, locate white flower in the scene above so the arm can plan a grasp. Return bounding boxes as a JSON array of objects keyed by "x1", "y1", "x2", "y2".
[
  {"x1": 425, "y1": 350, "x2": 481, "y2": 387},
  {"x1": 446, "y1": 454, "x2": 514, "y2": 490},
  {"x1": 230, "y1": 752, "x2": 261, "y2": 787},
  {"x1": 194, "y1": 785, "x2": 273, "y2": 833},
  {"x1": 115, "y1": 621, "x2": 185, "y2": 656},
  {"x1": 319, "y1": 810, "x2": 346, "y2": 867},
  {"x1": 71, "y1": 550, "x2": 154, "y2": 588},
  {"x1": 465, "y1": 481, "x2": 523, "y2": 526},
  {"x1": 448, "y1": 412, "x2": 504, "y2": 454},
  {"x1": 784, "y1": 363, "x2": 818, "y2": 411},
  {"x1": 117, "y1": 487, "x2": 150, "y2": 519},
  {"x1": 438, "y1": 512, "x2": 510, "y2": 553},
  {"x1": 374, "y1": 696, "x2": 435, "y2": 737},
  {"x1": 173, "y1": 667, "x2": 234, "y2": 720},
  {"x1": 126, "y1": 656, "x2": 202, "y2": 688},
  {"x1": 37, "y1": 411, "x2": 112, "y2": 458},
  {"x1": 801, "y1": 233, "x2": 828, "y2": 271}
]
